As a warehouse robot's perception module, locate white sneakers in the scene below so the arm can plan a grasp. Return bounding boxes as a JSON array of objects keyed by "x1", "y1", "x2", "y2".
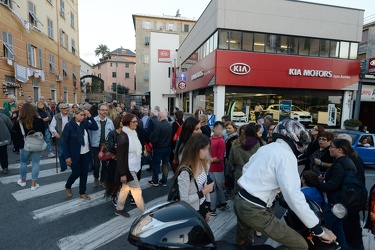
[
  {"x1": 48, "y1": 153, "x2": 55, "y2": 158},
  {"x1": 30, "y1": 184, "x2": 40, "y2": 191},
  {"x1": 17, "y1": 179, "x2": 40, "y2": 191},
  {"x1": 17, "y1": 179, "x2": 26, "y2": 187}
]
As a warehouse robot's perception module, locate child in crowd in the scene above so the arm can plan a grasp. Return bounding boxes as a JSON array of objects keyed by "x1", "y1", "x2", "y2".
[
  {"x1": 301, "y1": 170, "x2": 323, "y2": 207},
  {"x1": 209, "y1": 121, "x2": 229, "y2": 216}
]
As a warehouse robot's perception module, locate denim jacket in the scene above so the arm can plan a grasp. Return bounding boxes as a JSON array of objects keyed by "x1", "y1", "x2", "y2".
[{"x1": 89, "y1": 116, "x2": 114, "y2": 147}]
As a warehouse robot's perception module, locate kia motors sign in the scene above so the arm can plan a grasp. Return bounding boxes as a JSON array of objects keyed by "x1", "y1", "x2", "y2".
[
  {"x1": 158, "y1": 49, "x2": 170, "y2": 63},
  {"x1": 230, "y1": 63, "x2": 251, "y2": 75},
  {"x1": 368, "y1": 57, "x2": 375, "y2": 75}
]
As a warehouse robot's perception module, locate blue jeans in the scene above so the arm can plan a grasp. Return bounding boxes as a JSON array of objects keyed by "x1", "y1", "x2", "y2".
[
  {"x1": 56, "y1": 139, "x2": 67, "y2": 170},
  {"x1": 152, "y1": 147, "x2": 170, "y2": 183},
  {"x1": 44, "y1": 128, "x2": 53, "y2": 154},
  {"x1": 65, "y1": 152, "x2": 91, "y2": 195},
  {"x1": 20, "y1": 149, "x2": 42, "y2": 180},
  {"x1": 323, "y1": 203, "x2": 347, "y2": 250}
]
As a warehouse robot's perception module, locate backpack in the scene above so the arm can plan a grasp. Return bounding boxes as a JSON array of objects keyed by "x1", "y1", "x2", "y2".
[
  {"x1": 167, "y1": 166, "x2": 197, "y2": 202},
  {"x1": 334, "y1": 159, "x2": 368, "y2": 213},
  {"x1": 173, "y1": 121, "x2": 182, "y2": 142}
]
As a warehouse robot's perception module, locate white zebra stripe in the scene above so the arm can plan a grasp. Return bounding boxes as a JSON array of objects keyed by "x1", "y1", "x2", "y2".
[{"x1": 31, "y1": 172, "x2": 174, "y2": 224}]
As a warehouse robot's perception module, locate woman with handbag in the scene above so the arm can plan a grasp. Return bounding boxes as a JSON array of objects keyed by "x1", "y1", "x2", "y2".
[
  {"x1": 176, "y1": 133, "x2": 214, "y2": 221},
  {"x1": 115, "y1": 113, "x2": 145, "y2": 217},
  {"x1": 317, "y1": 139, "x2": 358, "y2": 250},
  {"x1": 36, "y1": 101, "x2": 55, "y2": 158},
  {"x1": 13, "y1": 103, "x2": 45, "y2": 190},
  {"x1": 63, "y1": 108, "x2": 98, "y2": 200}
]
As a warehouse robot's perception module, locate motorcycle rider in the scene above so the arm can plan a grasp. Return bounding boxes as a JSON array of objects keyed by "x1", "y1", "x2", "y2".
[{"x1": 234, "y1": 118, "x2": 336, "y2": 249}]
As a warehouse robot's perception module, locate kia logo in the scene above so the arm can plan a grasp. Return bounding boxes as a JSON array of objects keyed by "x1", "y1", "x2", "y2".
[
  {"x1": 230, "y1": 63, "x2": 251, "y2": 75},
  {"x1": 160, "y1": 51, "x2": 169, "y2": 57},
  {"x1": 370, "y1": 59, "x2": 375, "y2": 66}
]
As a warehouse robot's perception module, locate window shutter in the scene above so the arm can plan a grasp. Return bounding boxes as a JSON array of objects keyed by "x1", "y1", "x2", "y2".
[
  {"x1": 8, "y1": 34, "x2": 14, "y2": 60},
  {"x1": 2, "y1": 31, "x2": 7, "y2": 44},
  {"x1": 38, "y1": 48, "x2": 43, "y2": 69},
  {"x1": 27, "y1": 43, "x2": 32, "y2": 65},
  {"x1": 66, "y1": 33, "x2": 69, "y2": 49}
]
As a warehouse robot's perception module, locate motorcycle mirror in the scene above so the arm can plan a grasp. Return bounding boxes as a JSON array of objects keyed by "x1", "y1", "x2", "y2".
[{"x1": 331, "y1": 203, "x2": 347, "y2": 219}]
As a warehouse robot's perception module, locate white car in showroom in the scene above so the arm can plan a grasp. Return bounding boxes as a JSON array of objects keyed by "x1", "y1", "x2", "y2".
[{"x1": 266, "y1": 105, "x2": 312, "y2": 123}]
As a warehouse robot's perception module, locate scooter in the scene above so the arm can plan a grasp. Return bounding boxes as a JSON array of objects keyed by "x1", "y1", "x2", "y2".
[
  {"x1": 127, "y1": 201, "x2": 274, "y2": 249},
  {"x1": 127, "y1": 200, "x2": 343, "y2": 250}
]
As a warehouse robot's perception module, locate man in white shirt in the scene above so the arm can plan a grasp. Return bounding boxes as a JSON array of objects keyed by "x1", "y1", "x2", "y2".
[
  {"x1": 234, "y1": 118, "x2": 336, "y2": 249},
  {"x1": 49, "y1": 103, "x2": 73, "y2": 171}
]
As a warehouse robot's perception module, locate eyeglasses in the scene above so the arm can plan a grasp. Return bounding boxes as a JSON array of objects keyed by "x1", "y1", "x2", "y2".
[
  {"x1": 99, "y1": 109, "x2": 108, "y2": 111},
  {"x1": 131, "y1": 120, "x2": 138, "y2": 124},
  {"x1": 318, "y1": 137, "x2": 327, "y2": 141}
]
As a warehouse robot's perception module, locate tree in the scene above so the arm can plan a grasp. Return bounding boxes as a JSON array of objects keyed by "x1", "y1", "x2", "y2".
[{"x1": 95, "y1": 44, "x2": 110, "y2": 60}]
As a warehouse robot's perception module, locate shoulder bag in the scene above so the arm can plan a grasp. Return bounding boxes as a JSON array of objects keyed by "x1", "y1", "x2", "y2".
[
  {"x1": 19, "y1": 121, "x2": 47, "y2": 152},
  {"x1": 168, "y1": 166, "x2": 199, "y2": 202}
]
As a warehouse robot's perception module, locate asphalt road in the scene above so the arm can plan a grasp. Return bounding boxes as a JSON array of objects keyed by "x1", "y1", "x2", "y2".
[{"x1": 0, "y1": 144, "x2": 374, "y2": 250}]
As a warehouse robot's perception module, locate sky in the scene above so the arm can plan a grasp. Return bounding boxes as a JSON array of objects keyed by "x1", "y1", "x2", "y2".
[{"x1": 78, "y1": 0, "x2": 375, "y2": 65}]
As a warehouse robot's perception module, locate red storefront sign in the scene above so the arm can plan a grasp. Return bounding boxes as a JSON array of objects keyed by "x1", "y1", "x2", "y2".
[
  {"x1": 178, "y1": 50, "x2": 360, "y2": 93},
  {"x1": 158, "y1": 49, "x2": 170, "y2": 63}
]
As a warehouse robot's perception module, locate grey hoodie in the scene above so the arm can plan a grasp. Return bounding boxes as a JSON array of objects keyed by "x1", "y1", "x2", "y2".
[{"x1": 0, "y1": 113, "x2": 12, "y2": 146}]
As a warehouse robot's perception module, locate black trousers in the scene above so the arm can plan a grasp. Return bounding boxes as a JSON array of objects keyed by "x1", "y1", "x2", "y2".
[
  {"x1": 92, "y1": 146, "x2": 108, "y2": 182},
  {"x1": 0, "y1": 145, "x2": 8, "y2": 169},
  {"x1": 65, "y1": 152, "x2": 90, "y2": 195},
  {"x1": 343, "y1": 211, "x2": 364, "y2": 250}
]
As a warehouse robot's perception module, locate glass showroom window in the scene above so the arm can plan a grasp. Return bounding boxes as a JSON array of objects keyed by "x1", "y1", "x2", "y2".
[
  {"x1": 287, "y1": 36, "x2": 298, "y2": 54},
  {"x1": 229, "y1": 31, "x2": 241, "y2": 50},
  {"x1": 218, "y1": 30, "x2": 229, "y2": 49},
  {"x1": 242, "y1": 32, "x2": 253, "y2": 51},
  {"x1": 309, "y1": 39, "x2": 320, "y2": 56},
  {"x1": 266, "y1": 34, "x2": 278, "y2": 53},
  {"x1": 349, "y1": 43, "x2": 358, "y2": 59},
  {"x1": 319, "y1": 39, "x2": 330, "y2": 57},
  {"x1": 329, "y1": 41, "x2": 339, "y2": 58},
  {"x1": 299, "y1": 37, "x2": 310, "y2": 56},
  {"x1": 339, "y1": 41, "x2": 350, "y2": 59},
  {"x1": 254, "y1": 33, "x2": 265, "y2": 52}
]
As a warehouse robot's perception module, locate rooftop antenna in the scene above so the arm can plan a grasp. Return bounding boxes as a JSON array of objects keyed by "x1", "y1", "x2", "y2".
[{"x1": 176, "y1": 9, "x2": 181, "y2": 17}]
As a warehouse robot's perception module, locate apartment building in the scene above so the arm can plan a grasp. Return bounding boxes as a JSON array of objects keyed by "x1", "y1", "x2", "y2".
[
  {"x1": 132, "y1": 12, "x2": 196, "y2": 103},
  {"x1": 0, "y1": 0, "x2": 80, "y2": 107},
  {"x1": 92, "y1": 54, "x2": 136, "y2": 95}
]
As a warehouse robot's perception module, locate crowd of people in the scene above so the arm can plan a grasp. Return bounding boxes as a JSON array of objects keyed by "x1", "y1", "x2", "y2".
[{"x1": 1, "y1": 94, "x2": 375, "y2": 249}]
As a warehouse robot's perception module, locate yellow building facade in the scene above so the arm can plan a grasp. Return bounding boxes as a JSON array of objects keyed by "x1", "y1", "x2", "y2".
[{"x1": 0, "y1": 0, "x2": 80, "y2": 108}]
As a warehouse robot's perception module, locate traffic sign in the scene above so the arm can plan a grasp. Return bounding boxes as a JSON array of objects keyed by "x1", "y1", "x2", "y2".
[{"x1": 178, "y1": 81, "x2": 186, "y2": 90}]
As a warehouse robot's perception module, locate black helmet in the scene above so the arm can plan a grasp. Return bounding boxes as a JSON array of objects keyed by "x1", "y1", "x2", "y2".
[{"x1": 128, "y1": 201, "x2": 216, "y2": 249}]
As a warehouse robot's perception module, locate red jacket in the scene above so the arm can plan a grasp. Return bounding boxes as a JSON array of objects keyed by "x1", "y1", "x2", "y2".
[{"x1": 210, "y1": 136, "x2": 226, "y2": 172}]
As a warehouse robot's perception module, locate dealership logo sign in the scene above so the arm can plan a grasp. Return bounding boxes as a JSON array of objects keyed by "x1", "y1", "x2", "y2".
[
  {"x1": 230, "y1": 63, "x2": 251, "y2": 75},
  {"x1": 289, "y1": 68, "x2": 332, "y2": 78},
  {"x1": 191, "y1": 70, "x2": 204, "y2": 81}
]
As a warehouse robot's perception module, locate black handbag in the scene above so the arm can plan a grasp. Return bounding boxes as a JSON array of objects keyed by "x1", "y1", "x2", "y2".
[{"x1": 168, "y1": 166, "x2": 198, "y2": 202}]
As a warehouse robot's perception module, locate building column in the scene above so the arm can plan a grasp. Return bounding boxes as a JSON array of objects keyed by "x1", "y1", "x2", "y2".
[
  {"x1": 213, "y1": 85, "x2": 226, "y2": 122},
  {"x1": 189, "y1": 91, "x2": 193, "y2": 113},
  {"x1": 341, "y1": 90, "x2": 353, "y2": 129}
]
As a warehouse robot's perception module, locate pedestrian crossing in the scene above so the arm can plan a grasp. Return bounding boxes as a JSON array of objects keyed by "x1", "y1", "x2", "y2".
[
  {"x1": 1, "y1": 159, "x2": 238, "y2": 249},
  {"x1": 31, "y1": 172, "x2": 175, "y2": 224}
]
